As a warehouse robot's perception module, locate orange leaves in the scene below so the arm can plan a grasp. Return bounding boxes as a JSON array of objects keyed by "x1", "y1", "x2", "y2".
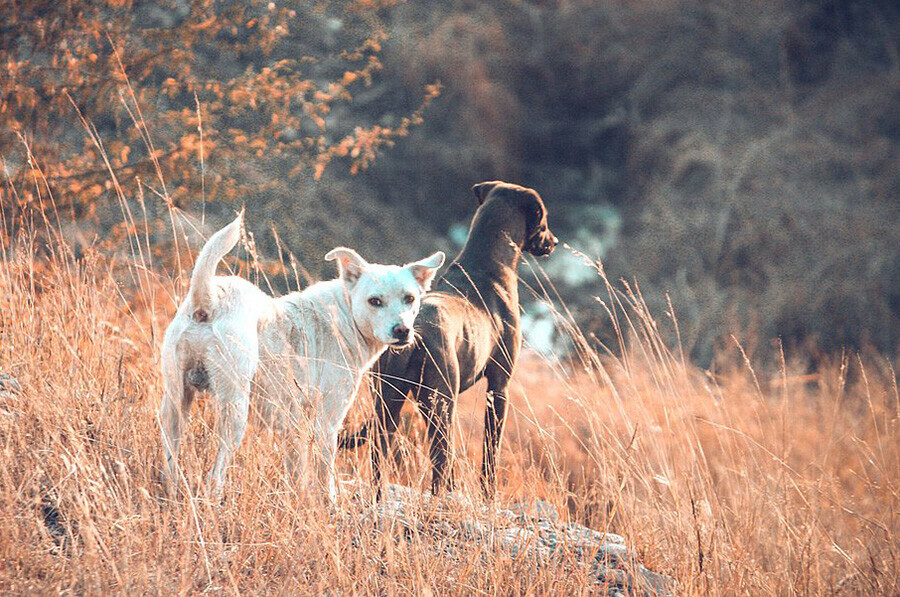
[
  {"x1": 309, "y1": 114, "x2": 326, "y2": 131},
  {"x1": 189, "y1": 15, "x2": 219, "y2": 31},
  {"x1": 105, "y1": 141, "x2": 131, "y2": 168},
  {"x1": 228, "y1": 87, "x2": 256, "y2": 109},
  {"x1": 162, "y1": 77, "x2": 181, "y2": 99},
  {"x1": 225, "y1": 130, "x2": 266, "y2": 156},
  {"x1": 0, "y1": 0, "x2": 439, "y2": 217},
  {"x1": 348, "y1": 0, "x2": 403, "y2": 11},
  {"x1": 310, "y1": 79, "x2": 440, "y2": 180},
  {"x1": 25, "y1": 168, "x2": 45, "y2": 183},
  {"x1": 249, "y1": 137, "x2": 267, "y2": 156},
  {"x1": 341, "y1": 30, "x2": 388, "y2": 61},
  {"x1": 178, "y1": 133, "x2": 203, "y2": 153}
]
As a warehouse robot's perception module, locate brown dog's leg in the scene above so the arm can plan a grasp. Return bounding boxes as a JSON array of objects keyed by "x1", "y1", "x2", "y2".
[
  {"x1": 371, "y1": 374, "x2": 409, "y2": 496},
  {"x1": 418, "y1": 361, "x2": 459, "y2": 495},
  {"x1": 481, "y1": 366, "x2": 511, "y2": 498},
  {"x1": 425, "y1": 394, "x2": 456, "y2": 495}
]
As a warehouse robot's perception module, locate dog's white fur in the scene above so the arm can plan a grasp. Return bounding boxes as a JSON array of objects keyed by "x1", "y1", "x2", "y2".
[{"x1": 159, "y1": 212, "x2": 444, "y2": 500}]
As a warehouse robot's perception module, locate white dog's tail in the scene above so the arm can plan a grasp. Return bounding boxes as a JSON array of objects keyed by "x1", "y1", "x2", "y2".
[{"x1": 189, "y1": 211, "x2": 243, "y2": 317}]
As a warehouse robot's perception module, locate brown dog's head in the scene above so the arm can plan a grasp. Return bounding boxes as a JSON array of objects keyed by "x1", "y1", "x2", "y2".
[{"x1": 472, "y1": 181, "x2": 558, "y2": 257}]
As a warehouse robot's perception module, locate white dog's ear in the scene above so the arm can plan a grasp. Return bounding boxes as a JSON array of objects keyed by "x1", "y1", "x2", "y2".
[
  {"x1": 406, "y1": 251, "x2": 445, "y2": 292},
  {"x1": 325, "y1": 247, "x2": 369, "y2": 284}
]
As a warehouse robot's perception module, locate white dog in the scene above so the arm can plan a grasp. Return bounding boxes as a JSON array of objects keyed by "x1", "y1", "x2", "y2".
[{"x1": 159, "y1": 212, "x2": 444, "y2": 500}]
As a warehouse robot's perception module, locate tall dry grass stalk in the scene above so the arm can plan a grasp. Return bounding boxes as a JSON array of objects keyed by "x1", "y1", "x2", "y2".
[{"x1": 1, "y1": 136, "x2": 898, "y2": 595}]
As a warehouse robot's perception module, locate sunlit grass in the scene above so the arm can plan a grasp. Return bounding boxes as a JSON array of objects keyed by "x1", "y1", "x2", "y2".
[{"x1": 1, "y1": 159, "x2": 897, "y2": 594}]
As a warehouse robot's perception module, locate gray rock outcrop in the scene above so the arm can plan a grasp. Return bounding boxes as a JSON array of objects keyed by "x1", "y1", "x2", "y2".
[{"x1": 345, "y1": 483, "x2": 674, "y2": 596}]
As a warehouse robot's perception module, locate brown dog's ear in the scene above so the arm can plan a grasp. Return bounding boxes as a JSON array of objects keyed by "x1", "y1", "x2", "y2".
[
  {"x1": 325, "y1": 247, "x2": 368, "y2": 285},
  {"x1": 471, "y1": 181, "x2": 501, "y2": 205},
  {"x1": 528, "y1": 199, "x2": 546, "y2": 231},
  {"x1": 515, "y1": 189, "x2": 546, "y2": 233}
]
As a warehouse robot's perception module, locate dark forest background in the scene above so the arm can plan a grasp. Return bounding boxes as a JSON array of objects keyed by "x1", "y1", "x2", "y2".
[{"x1": 2, "y1": 0, "x2": 899, "y2": 364}]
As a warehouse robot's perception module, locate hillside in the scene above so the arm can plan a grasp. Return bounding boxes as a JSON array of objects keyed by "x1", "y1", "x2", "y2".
[{"x1": 2, "y1": 0, "x2": 898, "y2": 360}]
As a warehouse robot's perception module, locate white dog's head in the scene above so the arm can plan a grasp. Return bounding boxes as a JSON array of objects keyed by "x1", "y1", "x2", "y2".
[{"x1": 325, "y1": 248, "x2": 446, "y2": 347}]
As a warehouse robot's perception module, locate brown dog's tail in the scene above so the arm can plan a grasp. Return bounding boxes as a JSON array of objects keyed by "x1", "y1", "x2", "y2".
[
  {"x1": 337, "y1": 424, "x2": 370, "y2": 450},
  {"x1": 189, "y1": 210, "x2": 243, "y2": 318}
]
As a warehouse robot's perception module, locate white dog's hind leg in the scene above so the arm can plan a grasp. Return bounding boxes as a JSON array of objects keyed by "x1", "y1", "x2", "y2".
[
  {"x1": 209, "y1": 398, "x2": 249, "y2": 494},
  {"x1": 207, "y1": 375, "x2": 251, "y2": 497},
  {"x1": 159, "y1": 354, "x2": 193, "y2": 491},
  {"x1": 206, "y1": 337, "x2": 257, "y2": 497}
]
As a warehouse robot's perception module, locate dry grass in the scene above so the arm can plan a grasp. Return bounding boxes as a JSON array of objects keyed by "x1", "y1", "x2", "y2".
[{"x1": 1, "y1": 164, "x2": 899, "y2": 596}]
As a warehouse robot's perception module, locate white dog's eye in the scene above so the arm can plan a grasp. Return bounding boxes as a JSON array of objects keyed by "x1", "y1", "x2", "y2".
[
  {"x1": 368, "y1": 297, "x2": 383, "y2": 307},
  {"x1": 403, "y1": 294, "x2": 415, "y2": 305}
]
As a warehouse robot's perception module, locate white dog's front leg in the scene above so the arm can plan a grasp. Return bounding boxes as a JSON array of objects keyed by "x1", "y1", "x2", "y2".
[
  {"x1": 313, "y1": 422, "x2": 339, "y2": 503},
  {"x1": 312, "y1": 379, "x2": 361, "y2": 504},
  {"x1": 280, "y1": 414, "x2": 311, "y2": 492}
]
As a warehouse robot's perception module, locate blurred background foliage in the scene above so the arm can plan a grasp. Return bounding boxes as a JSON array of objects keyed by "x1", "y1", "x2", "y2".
[{"x1": 2, "y1": 0, "x2": 899, "y2": 364}]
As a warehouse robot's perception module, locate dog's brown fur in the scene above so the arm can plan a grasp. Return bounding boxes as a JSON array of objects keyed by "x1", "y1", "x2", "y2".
[{"x1": 341, "y1": 181, "x2": 557, "y2": 498}]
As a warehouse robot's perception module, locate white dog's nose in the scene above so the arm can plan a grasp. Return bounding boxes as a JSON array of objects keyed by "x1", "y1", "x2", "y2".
[{"x1": 392, "y1": 324, "x2": 410, "y2": 342}]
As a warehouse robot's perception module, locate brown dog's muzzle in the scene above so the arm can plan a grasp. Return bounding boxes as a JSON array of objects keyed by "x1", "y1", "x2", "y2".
[{"x1": 526, "y1": 231, "x2": 559, "y2": 257}]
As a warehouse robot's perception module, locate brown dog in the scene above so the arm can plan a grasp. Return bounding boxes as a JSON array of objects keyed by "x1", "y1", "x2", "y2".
[{"x1": 341, "y1": 181, "x2": 558, "y2": 498}]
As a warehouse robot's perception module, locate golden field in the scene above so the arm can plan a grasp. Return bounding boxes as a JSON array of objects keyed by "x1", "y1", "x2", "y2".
[{"x1": 0, "y1": 189, "x2": 897, "y2": 596}]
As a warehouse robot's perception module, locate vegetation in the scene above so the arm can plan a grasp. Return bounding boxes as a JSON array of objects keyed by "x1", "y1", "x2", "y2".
[
  {"x1": 1, "y1": 1, "x2": 899, "y2": 594},
  {"x1": 1, "y1": 153, "x2": 898, "y2": 594},
  {"x1": 362, "y1": 0, "x2": 900, "y2": 361},
  {"x1": 0, "y1": 0, "x2": 437, "y2": 213},
  {"x1": 3, "y1": 0, "x2": 898, "y2": 357}
]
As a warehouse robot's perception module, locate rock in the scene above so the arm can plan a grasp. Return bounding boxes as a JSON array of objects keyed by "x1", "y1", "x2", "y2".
[
  {"x1": 347, "y1": 483, "x2": 675, "y2": 596},
  {"x1": 507, "y1": 498, "x2": 559, "y2": 524},
  {"x1": 0, "y1": 372, "x2": 21, "y2": 395},
  {"x1": 459, "y1": 518, "x2": 485, "y2": 539},
  {"x1": 637, "y1": 566, "x2": 676, "y2": 596},
  {"x1": 496, "y1": 527, "x2": 538, "y2": 558},
  {"x1": 0, "y1": 373, "x2": 22, "y2": 417}
]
